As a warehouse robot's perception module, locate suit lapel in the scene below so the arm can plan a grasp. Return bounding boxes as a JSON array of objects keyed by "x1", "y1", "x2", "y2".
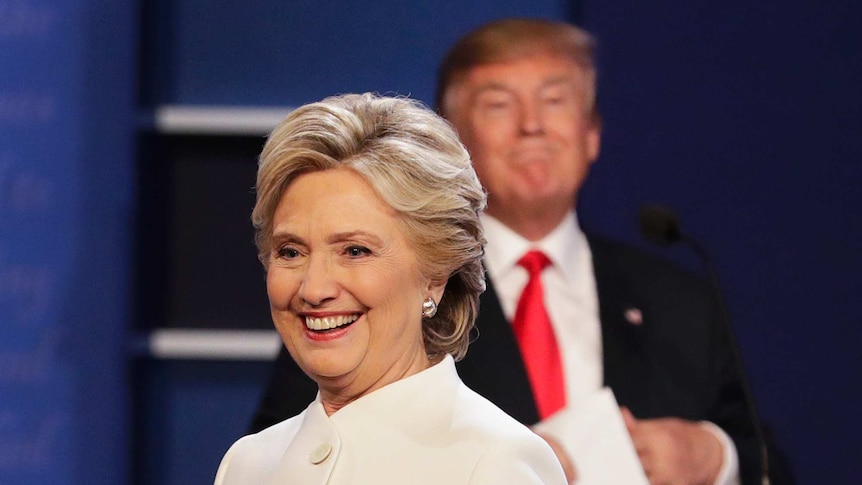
[
  {"x1": 588, "y1": 235, "x2": 651, "y2": 412},
  {"x1": 456, "y1": 279, "x2": 540, "y2": 425},
  {"x1": 459, "y1": 239, "x2": 654, "y2": 424}
]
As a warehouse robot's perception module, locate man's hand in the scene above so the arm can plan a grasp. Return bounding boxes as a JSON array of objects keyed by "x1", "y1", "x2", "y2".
[
  {"x1": 536, "y1": 433, "x2": 578, "y2": 484},
  {"x1": 621, "y1": 407, "x2": 724, "y2": 485}
]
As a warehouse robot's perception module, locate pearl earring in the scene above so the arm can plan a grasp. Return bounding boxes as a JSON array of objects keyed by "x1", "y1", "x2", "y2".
[{"x1": 421, "y1": 297, "x2": 438, "y2": 318}]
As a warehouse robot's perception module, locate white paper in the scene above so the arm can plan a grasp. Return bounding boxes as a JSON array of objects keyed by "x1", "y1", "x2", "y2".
[{"x1": 533, "y1": 387, "x2": 648, "y2": 484}]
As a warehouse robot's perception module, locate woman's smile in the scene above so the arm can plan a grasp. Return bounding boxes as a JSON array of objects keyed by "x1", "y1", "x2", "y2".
[
  {"x1": 303, "y1": 313, "x2": 361, "y2": 331},
  {"x1": 301, "y1": 312, "x2": 363, "y2": 342}
]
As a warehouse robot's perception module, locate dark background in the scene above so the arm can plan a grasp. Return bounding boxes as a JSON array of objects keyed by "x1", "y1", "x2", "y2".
[{"x1": 2, "y1": 0, "x2": 859, "y2": 483}]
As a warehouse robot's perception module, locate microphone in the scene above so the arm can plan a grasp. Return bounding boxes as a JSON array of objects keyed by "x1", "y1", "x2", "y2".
[
  {"x1": 638, "y1": 204, "x2": 770, "y2": 485},
  {"x1": 638, "y1": 204, "x2": 682, "y2": 246}
]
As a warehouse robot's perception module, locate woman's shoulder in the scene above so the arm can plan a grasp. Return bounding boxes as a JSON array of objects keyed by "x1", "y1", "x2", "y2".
[
  {"x1": 453, "y1": 383, "x2": 561, "y2": 455},
  {"x1": 453, "y1": 383, "x2": 535, "y2": 437},
  {"x1": 214, "y1": 411, "x2": 306, "y2": 484},
  {"x1": 248, "y1": 411, "x2": 305, "y2": 443},
  {"x1": 454, "y1": 384, "x2": 567, "y2": 484}
]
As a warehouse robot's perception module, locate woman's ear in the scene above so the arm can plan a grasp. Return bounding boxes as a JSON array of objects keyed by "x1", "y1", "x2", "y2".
[{"x1": 427, "y1": 279, "x2": 447, "y2": 304}]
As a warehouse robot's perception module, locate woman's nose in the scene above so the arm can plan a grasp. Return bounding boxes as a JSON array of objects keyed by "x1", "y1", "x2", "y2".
[{"x1": 297, "y1": 256, "x2": 339, "y2": 306}]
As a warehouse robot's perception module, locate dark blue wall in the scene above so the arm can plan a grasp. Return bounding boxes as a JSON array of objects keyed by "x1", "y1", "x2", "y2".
[
  {"x1": 139, "y1": 0, "x2": 574, "y2": 107},
  {"x1": 578, "y1": 3, "x2": 861, "y2": 483}
]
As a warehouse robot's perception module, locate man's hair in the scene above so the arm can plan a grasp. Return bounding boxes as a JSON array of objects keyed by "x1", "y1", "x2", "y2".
[{"x1": 436, "y1": 17, "x2": 598, "y2": 119}]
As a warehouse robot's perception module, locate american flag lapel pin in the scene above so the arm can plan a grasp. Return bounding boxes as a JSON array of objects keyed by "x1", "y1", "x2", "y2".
[{"x1": 624, "y1": 307, "x2": 643, "y2": 326}]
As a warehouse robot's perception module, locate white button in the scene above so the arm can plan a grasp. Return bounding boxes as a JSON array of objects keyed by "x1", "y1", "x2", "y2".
[{"x1": 309, "y1": 443, "x2": 333, "y2": 465}]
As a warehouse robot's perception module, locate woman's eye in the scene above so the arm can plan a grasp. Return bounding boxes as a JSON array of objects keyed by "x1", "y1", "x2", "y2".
[
  {"x1": 277, "y1": 247, "x2": 300, "y2": 259},
  {"x1": 346, "y1": 246, "x2": 371, "y2": 257}
]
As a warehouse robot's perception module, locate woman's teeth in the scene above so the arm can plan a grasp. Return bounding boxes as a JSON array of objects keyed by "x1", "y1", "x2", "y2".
[{"x1": 305, "y1": 314, "x2": 359, "y2": 331}]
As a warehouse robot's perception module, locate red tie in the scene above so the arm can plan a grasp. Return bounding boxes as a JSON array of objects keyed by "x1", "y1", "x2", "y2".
[{"x1": 512, "y1": 250, "x2": 566, "y2": 419}]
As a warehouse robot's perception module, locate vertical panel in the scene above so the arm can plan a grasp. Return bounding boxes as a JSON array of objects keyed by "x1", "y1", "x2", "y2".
[
  {"x1": 1, "y1": 1, "x2": 82, "y2": 483},
  {"x1": 0, "y1": 0, "x2": 135, "y2": 484}
]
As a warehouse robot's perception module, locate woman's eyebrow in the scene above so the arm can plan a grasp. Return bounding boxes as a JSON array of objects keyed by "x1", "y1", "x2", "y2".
[{"x1": 326, "y1": 230, "x2": 384, "y2": 246}]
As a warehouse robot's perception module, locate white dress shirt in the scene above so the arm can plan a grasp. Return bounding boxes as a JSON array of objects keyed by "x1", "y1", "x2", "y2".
[
  {"x1": 481, "y1": 212, "x2": 739, "y2": 485},
  {"x1": 482, "y1": 211, "x2": 603, "y2": 408},
  {"x1": 214, "y1": 355, "x2": 567, "y2": 485}
]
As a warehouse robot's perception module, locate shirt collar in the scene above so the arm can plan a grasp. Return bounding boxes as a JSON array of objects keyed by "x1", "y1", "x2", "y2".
[
  {"x1": 481, "y1": 212, "x2": 584, "y2": 283},
  {"x1": 329, "y1": 355, "x2": 459, "y2": 429}
]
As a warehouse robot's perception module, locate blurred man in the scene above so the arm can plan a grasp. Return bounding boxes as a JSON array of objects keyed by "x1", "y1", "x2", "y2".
[{"x1": 251, "y1": 18, "x2": 792, "y2": 485}]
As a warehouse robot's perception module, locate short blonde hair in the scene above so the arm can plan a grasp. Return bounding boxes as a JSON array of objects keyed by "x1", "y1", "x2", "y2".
[
  {"x1": 252, "y1": 93, "x2": 487, "y2": 360},
  {"x1": 437, "y1": 17, "x2": 599, "y2": 121}
]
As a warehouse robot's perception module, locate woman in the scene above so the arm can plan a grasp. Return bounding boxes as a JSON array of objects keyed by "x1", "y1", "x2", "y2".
[{"x1": 214, "y1": 93, "x2": 566, "y2": 484}]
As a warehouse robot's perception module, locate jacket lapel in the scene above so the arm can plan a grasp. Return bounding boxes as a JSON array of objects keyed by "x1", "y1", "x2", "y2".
[
  {"x1": 459, "y1": 239, "x2": 654, "y2": 424},
  {"x1": 588, "y1": 235, "x2": 651, "y2": 412},
  {"x1": 456, "y1": 279, "x2": 541, "y2": 425}
]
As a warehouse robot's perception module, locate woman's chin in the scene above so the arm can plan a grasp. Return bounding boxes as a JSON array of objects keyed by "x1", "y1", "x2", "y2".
[{"x1": 301, "y1": 351, "x2": 364, "y2": 385}]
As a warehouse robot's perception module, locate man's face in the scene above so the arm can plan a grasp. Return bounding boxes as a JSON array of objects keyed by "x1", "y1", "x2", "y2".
[{"x1": 445, "y1": 55, "x2": 601, "y2": 229}]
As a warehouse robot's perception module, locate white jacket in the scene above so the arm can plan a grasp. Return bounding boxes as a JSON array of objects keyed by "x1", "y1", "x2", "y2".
[{"x1": 214, "y1": 355, "x2": 566, "y2": 485}]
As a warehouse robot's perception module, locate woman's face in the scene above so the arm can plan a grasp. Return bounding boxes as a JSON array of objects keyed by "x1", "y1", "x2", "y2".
[{"x1": 266, "y1": 168, "x2": 443, "y2": 406}]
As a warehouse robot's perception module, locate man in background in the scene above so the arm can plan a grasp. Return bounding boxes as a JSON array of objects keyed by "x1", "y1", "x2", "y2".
[{"x1": 250, "y1": 18, "x2": 793, "y2": 485}]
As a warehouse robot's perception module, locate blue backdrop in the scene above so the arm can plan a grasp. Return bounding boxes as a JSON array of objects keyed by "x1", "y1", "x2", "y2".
[
  {"x1": 579, "y1": 3, "x2": 862, "y2": 483},
  {"x1": 2, "y1": 0, "x2": 859, "y2": 483},
  {"x1": 1, "y1": 1, "x2": 135, "y2": 484}
]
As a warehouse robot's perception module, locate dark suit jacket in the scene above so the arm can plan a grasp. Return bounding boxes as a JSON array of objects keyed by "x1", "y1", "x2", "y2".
[{"x1": 249, "y1": 235, "x2": 794, "y2": 485}]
